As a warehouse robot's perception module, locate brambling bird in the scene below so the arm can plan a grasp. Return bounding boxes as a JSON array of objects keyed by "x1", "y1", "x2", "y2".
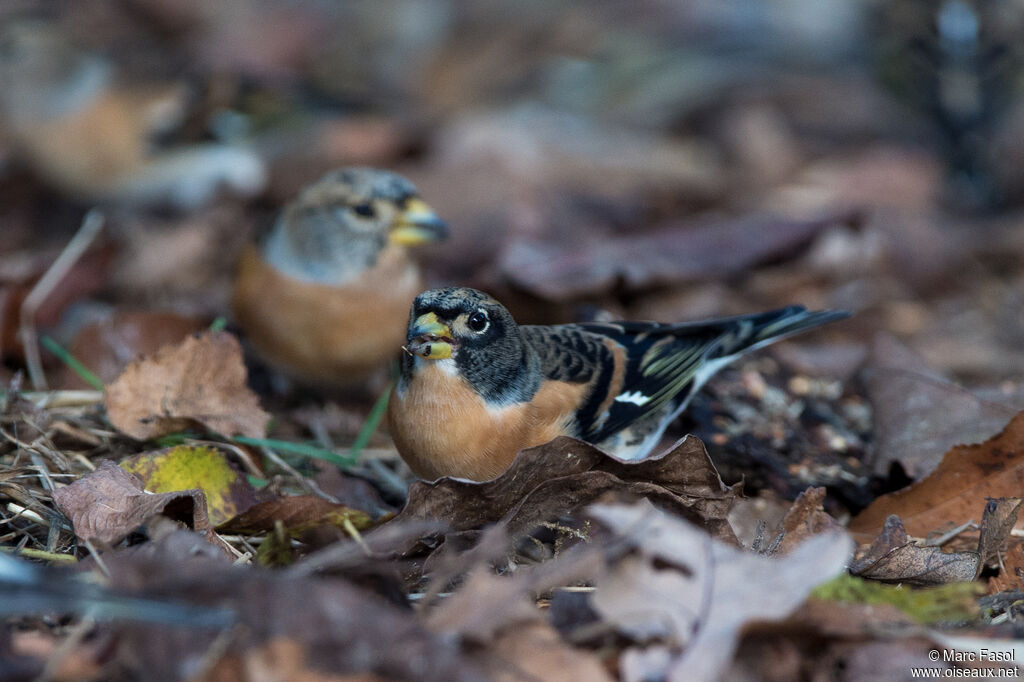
[
  {"x1": 0, "y1": 21, "x2": 264, "y2": 208},
  {"x1": 231, "y1": 167, "x2": 448, "y2": 386},
  {"x1": 388, "y1": 287, "x2": 848, "y2": 481}
]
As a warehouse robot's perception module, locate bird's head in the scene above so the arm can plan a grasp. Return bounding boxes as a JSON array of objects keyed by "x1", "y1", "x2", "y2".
[
  {"x1": 403, "y1": 287, "x2": 515, "y2": 361},
  {"x1": 267, "y1": 167, "x2": 448, "y2": 284}
]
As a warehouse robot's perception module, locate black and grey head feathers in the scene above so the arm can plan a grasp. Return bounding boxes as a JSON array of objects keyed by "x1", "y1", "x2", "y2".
[{"x1": 401, "y1": 287, "x2": 541, "y2": 404}]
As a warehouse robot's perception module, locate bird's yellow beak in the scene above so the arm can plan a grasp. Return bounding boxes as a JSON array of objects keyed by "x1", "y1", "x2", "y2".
[
  {"x1": 405, "y1": 312, "x2": 453, "y2": 360},
  {"x1": 389, "y1": 198, "x2": 449, "y2": 246}
]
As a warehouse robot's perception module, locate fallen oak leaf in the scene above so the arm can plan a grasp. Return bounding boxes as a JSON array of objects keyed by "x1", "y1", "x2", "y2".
[
  {"x1": 104, "y1": 330, "x2": 270, "y2": 440},
  {"x1": 52, "y1": 460, "x2": 211, "y2": 545},
  {"x1": 394, "y1": 435, "x2": 738, "y2": 543},
  {"x1": 121, "y1": 445, "x2": 260, "y2": 527},
  {"x1": 849, "y1": 411, "x2": 1024, "y2": 540}
]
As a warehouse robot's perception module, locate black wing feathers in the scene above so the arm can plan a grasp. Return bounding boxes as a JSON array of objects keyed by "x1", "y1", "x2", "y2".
[{"x1": 524, "y1": 306, "x2": 848, "y2": 443}]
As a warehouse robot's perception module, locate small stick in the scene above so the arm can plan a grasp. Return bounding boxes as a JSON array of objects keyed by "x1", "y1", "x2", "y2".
[
  {"x1": 20, "y1": 210, "x2": 105, "y2": 390},
  {"x1": 258, "y1": 445, "x2": 339, "y2": 503}
]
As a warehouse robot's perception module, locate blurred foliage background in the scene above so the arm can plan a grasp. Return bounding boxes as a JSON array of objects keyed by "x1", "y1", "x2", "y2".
[{"x1": 0, "y1": 0, "x2": 1022, "y2": 399}]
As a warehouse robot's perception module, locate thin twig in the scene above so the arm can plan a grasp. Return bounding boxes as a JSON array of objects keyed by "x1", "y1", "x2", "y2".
[
  {"x1": 20, "y1": 210, "x2": 105, "y2": 390},
  {"x1": 341, "y1": 516, "x2": 370, "y2": 554},
  {"x1": 0, "y1": 546, "x2": 77, "y2": 563},
  {"x1": 922, "y1": 520, "x2": 977, "y2": 547},
  {"x1": 259, "y1": 446, "x2": 339, "y2": 503},
  {"x1": 83, "y1": 539, "x2": 109, "y2": 578},
  {"x1": 5, "y1": 503, "x2": 47, "y2": 525}
]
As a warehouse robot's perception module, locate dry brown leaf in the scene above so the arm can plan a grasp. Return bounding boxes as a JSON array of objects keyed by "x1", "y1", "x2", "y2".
[
  {"x1": 219, "y1": 496, "x2": 374, "y2": 535},
  {"x1": 977, "y1": 498, "x2": 1024, "y2": 570},
  {"x1": 425, "y1": 546, "x2": 603, "y2": 642},
  {"x1": 849, "y1": 411, "x2": 1024, "y2": 540},
  {"x1": 864, "y1": 336, "x2": 1020, "y2": 479},
  {"x1": 396, "y1": 435, "x2": 737, "y2": 543},
  {"x1": 484, "y1": 622, "x2": 614, "y2": 682},
  {"x1": 52, "y1": 460, "x2": 211, "y2": 544},
  {"x1": 104, "y1": 330, "x2": 270, "y2": 440},
  {"x1": 849, "y1": 516, "x2": 978, "y2": 586},
  {"x1": 79, "y1": 526, "x2": 485, "y2": 680},
  {"x1": 771, "y1": 487, "x2": 845, "y2": 555},
  {"x1": 588, "y1": 499, "x2": 852, "y2": 681}
]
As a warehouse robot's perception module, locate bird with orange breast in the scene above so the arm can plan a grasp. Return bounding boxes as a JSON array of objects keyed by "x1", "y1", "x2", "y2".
[
  {"x1": 232, "y1": 168, "x2": 448, "y2": 386},
  {"x1": 388, "y1": 287, "x2": 848, "y2": 481},
  {"x1": 0, "y1": 20, "x2": 264, "y2": 208}
]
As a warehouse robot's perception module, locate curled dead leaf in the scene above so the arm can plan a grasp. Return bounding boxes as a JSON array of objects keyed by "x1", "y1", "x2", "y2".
[
  {"x1": 850, "y1": 516, "x2": 979, "y2": 586},
  {"x1": 769, "y1": 486, "x2": 845, "y2": 555},
  {"x1": 104, "y1": 331, "x2": 270, "y2": 440},
  {"x1": 588, "y1": 499, "x2": 853, "y2": 681},
  {"x1": 52, "y1": 460, "x2": 210, "y2": 544},
  {"x1": 394, "y1": 435, "x2": 738, "y2": 543}
]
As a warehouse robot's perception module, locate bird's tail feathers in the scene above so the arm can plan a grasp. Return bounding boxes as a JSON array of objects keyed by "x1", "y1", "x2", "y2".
[{"x1": 722, "y1": 306, "x2": 849, "y2": 358}]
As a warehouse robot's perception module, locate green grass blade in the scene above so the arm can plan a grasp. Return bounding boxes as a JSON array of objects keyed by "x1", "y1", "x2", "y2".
[
  {"x1": 40, "y1": 335, "x2": 104, "y2": 390},
  {"x1": 349, "y1": 382, "x2": 392, "y2": 462},
  {"x1": 232, "y1": 436, "x2": 353, "y2": 468}
]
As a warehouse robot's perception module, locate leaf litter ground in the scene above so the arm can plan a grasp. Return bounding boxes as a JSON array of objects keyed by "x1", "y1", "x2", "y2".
[{"x1": 3, "y1": 3, "x2": 1024, "y2": 680}]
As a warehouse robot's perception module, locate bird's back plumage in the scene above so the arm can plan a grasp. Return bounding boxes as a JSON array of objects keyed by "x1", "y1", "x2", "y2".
[{"x1": 523, "y1": 306, "x2": 849, "y2": 459}]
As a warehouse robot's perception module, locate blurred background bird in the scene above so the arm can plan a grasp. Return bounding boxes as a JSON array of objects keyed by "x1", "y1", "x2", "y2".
[
  {"x1": 232, "y1": 167, "x2": 449, "y2": 388},
  {"x1": 0, "y1": 20, "x2": 265, "y2": 208}
]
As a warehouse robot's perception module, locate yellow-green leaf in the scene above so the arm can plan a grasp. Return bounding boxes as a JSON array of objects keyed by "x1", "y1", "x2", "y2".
[{"x1": 121, "y1": 445, "x2": 259, "y2": 526}]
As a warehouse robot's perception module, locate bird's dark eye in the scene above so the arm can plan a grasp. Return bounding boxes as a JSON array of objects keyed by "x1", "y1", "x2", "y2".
[
  {"x1": 352, "y1": 203, "x2": 375, "y2": 218},
  {"x1": 467, "y1": 310, "x2": 488, "y2": 332}
]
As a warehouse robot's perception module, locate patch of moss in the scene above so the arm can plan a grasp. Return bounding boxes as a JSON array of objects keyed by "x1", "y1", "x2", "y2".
[{"x1": 811, "y1": 573, "x2": 982, "y2": 625}]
